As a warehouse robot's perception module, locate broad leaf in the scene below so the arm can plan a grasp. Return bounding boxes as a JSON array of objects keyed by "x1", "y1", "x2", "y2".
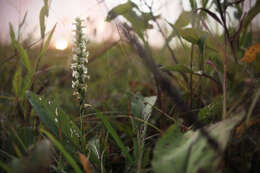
[
  {"x1": 178, "y1": 28, "x2": 216, "y2": 50},
  {"x1": 174, "y1": 11, "x2": 192, "y2": 28},
  {"x1": 106, "y1": 1, "x2": 156, "y2": 40},
  {"x1": 131, "y1": 94, "x2": 157, "y2": 121},
  {"x1": 152, "y1": 114, "x2": 244, "y2": 173},
  {"x1": 26, "y1": 91, "x2": 81, "y2": 148},
  {"x1": 106, "y1": 1, "x2": 137, "y2": 21}
]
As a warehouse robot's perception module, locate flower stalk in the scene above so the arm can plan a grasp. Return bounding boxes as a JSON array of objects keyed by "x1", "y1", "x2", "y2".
[{"x1": 71, "y1": 17, "x2": 90, "y2": 137}]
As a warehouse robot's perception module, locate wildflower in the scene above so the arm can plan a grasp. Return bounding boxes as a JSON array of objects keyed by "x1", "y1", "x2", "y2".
[
  {"x1": 55, "y1": 108, "x2": 58, "y2": 116},
  {"x1": 195, "y1": 70, "x2": 203, "y2": 75},
  {"x1": 241, "y1": 43, "x2": 260, "y2": 63},
  {"x1": 71, "y1": 17, "x2": 89, "y2": 102}
]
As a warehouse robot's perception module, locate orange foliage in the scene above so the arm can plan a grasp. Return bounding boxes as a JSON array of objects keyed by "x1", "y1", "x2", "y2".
[
  {"x1": 79, "y1": 153, "x2": 93, "y2": 173},
  {"x1": 241, "y1": 43, "x2": 260, "y2": 63}
]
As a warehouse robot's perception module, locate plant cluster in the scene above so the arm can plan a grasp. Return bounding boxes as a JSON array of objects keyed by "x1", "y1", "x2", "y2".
[{"x1": 0, "y1": 0, "x2": 260, "y2": 173}]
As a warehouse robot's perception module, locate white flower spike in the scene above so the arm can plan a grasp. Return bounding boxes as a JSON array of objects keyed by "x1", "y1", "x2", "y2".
[{"x1": 71, "y1": 17, "x2": 89, "y2": 102}]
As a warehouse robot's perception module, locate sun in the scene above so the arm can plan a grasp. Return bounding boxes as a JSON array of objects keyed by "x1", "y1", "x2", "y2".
[{"x1": 55, "y1": 39, "x2": 68, "y2": 50}]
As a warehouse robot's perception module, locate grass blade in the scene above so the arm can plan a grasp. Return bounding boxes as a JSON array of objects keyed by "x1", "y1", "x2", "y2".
[
  {"x1": 36, "y1": 24, "x2": 56, "y2": 70},
  {"x1": 0, "y1": 160, "x2": 11, "y2": 173},
  {"x1": 40, "y1": 128, "x2": 83, "y2": 173},
  {"x1": 96, "y1": 111, "x2": 133, "y2": 163}
]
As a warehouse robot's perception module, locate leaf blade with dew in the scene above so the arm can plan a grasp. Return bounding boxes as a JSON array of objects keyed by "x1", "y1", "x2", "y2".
[
  {"x1": 40, "y1": 128, "x2": 83, "y2": 173},
  {"x1": 26, "y1": 91, "x2": 82, "y2": 149},
  {"x1": 96, "y1": 111, "x2": 133, "y2": 163},
  {"x1": 26, "y1": 91, "x2": 58, "y2": 136}
]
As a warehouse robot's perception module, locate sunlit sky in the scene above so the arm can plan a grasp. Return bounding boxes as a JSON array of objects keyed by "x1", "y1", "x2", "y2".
[
  {"x1": 0, "y1": 0, "x2": 190, "y2": 47},
  {"x1": 0, "y1": 0, "x2": 258, "y2": 48}
]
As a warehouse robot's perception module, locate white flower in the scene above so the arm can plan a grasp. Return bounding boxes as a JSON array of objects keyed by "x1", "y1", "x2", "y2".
[
  {"x1": 72, "y1": 80, "x2": 79, "y2": 89},
  {"x1": 71, "y1": 63, "x2": 77, "y2": 69},
  {"x1": 195, "y1": 70, "x2": 203, "y2": 75},
  {"x1": 72, "y1": 71, "x2": 79, "y2": 79},
  {"x1": 55, "y1": 108, "x2": 58, "y2": 116},
  {"x1": 71, "y1": 17, "x2": 90, "y2": 103},
  {"x1": 72, "y1": 55, "x2": 77, "y2": 61}
]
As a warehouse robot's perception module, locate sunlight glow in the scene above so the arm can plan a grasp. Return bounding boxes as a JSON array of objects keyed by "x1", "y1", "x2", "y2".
[{"x1": 55, "y1": 39, "x2": 68, "y2": 50}]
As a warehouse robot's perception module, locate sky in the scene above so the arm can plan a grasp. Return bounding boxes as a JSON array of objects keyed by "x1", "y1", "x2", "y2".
[
  {"x1": 1, "y1": 0, "x2": 258, "y2": 48},
  {"x1": 0, "y1": 0, "x2": 186, "y2": 47}
]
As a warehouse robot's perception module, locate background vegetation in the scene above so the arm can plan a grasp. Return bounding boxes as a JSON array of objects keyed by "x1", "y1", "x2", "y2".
[{"x1": 0, "y1": 0, "x2": 260, "y2": 173}]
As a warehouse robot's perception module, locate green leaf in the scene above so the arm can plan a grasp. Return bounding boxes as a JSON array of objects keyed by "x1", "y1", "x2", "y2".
[
  {"x1": 152, "y1": 114, "x2": 244, "y2": 173},
  {"x1": 39, "y1": 7, "x2": 46, "y2": 39},
  {"x1": 106, "y1": 1, "x2": 155, "y2": 40},
  {"x1": 12, "y1": 67, "x2": 22, "y2": 97},
  {"x1": 40, "y1": 129, "x2": 83, "y2": 173},
  {"x1": 106, "y1": 1, "x2": 137, "y2": 21},
  {"x1": 26, "y1": 91, "x2": 58, "y2": 136},
  {"x1": 189, "y1": 0, "x2": 197, "y2": 9},
  {"x1": 198, "y1": 96, "x2": 222, "y2": 123},
  {"x1": 178, "y1": 28, "x2": 203, "y2": 44},
  {"x1": 26, "y1": 91, "x2": 81, "y2": 148},
  {"x1": 38, "y1": 24, "x2": 56, "y2": 59},
  {"x1": 163, "y1": 64, "x2": 194, "y2": 73},
  {"x1": 36, "y1": 24, "x2": 56, "y2": 70},
  {"x1": 9, "y1": 23, "x2": 16, "y2": 42},
  {"x1": 131, "y1": 94, "x2": 157, "y2": 121},
  {"x1": 243, "y1": 0, "x2": 260, "y2": 32},
  {"x1": 0, "y1": 160, "x2": 11, "y2": 173},
  {"x1": 96, "y1": 111, "x2": 133, "y2": 163},
  {"x1": 10, "y1": 23, "x2": 33, "y2": 99},
  {"x1": 178, "y1": 28, "x2": 216, "y2": 50},
  {"x1": 39, "y1": 0, "x2": 49, "y2": 39},
  {"x1": 9, "y1": 24, "x2": 32, "y2": 74},
  {"x1": 174, "y1": 11, "x2": 192, "y2": 28}
]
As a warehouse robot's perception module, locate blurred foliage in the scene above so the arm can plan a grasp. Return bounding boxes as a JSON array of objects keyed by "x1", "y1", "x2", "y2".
[{"x1": 0, "y1": 0, "x2": 260, "y2": 173}]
